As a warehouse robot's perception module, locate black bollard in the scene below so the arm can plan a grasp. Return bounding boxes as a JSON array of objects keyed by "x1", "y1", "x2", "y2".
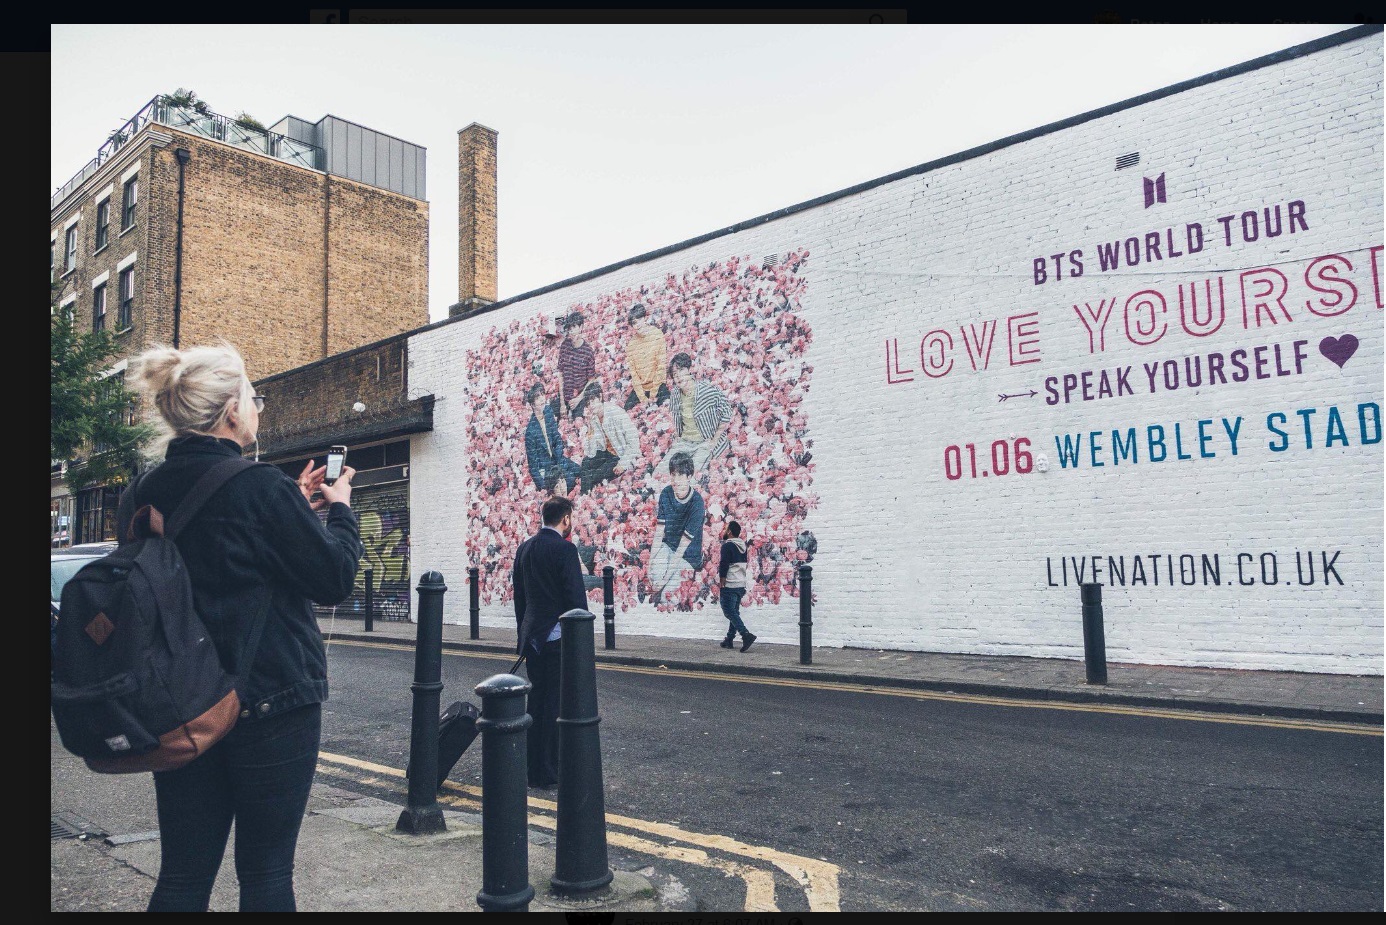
[
  {"x1": 363, "y1": 566, "x2": 374, "y2": 633},
  {"x1": 551, "y1": 608, "x2": 613, "y2": 896},
  {"x1": 475, "y1": 673, "x2": 535, "y2": 913},
  {"x1": 798, "y1": 564, "x2": 813, "y2": 665},
  {"x1": 469, "y1": 566, "x2": 480, "y2": 640},
  {"x1": 397, "y1": 571, "x2": 447, "y2": 834},
  {"x1": 602, "y1": 566, "x2": 616, "y2": 650},
  {"x1": 1081, "y1": 582, "x2": 1108, "y2": 685}
]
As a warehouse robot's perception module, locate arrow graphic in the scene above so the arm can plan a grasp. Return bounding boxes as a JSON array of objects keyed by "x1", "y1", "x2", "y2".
[{"x1": 998, "y1": 390, "x2": 1038, "y2": 402}]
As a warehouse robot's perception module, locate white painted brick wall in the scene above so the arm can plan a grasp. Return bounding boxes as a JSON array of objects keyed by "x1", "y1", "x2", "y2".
[{"x1": 410, "y1": 33, "x2": 1383, "y2": 674}]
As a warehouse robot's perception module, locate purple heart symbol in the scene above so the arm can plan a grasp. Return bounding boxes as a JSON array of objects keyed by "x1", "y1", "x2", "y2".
[{"x1": 1319, "y1": 335, "x2": 1359, "y2": 369}]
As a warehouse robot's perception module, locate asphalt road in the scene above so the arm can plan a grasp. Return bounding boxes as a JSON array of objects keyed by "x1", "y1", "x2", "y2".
[{"x1": 322, "y1": 641, "x2": 1384, "y2": 911}]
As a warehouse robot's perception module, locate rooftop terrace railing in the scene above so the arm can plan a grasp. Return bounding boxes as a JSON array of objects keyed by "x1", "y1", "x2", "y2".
[{"x1": 52, "y1": 97, "x2": 325, "y2": 211}]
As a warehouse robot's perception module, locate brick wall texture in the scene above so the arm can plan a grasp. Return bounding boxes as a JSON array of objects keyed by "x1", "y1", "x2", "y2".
[
  {"x1": 435, "y1": 33, "x2": 1382, "y2": 672},
  {"x1": 457, "y1": 124, "x2": 498, "y2": 303},
  {"x1": 51, "y1": 127, "x2": 428, "y2": 383}
]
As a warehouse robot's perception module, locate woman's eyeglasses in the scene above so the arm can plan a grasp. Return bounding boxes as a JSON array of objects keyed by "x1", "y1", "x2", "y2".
[{"x1": 251, "y1": 395, "x2": 266, "y2": 412}]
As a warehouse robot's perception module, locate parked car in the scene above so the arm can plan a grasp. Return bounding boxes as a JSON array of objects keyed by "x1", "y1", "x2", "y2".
[
  {"x1": 51, "y1": 543, "x2": 119, "y2": 664},
  {"x1": 51, "y1": 546, "x2": 117, "y2": 618},
  {"x1": 51, "y1": 542, "x2": 119, "y2": 605}
]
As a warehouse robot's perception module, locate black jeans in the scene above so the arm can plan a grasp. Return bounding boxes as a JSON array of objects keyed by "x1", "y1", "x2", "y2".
[
  {"x1": 624, "y1": 382, "x2": 670, "y2": 410},
  {"x1": 147, "y1": 703, "x2": 322, "y2": 912},
  {"x1": 578, "y1": 449, "x2": 620, "y2": 494}
]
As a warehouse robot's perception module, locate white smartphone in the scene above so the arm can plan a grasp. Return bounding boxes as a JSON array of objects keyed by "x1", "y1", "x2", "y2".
[{"x1": 324, "y1": 445, "x2": 348, "y2": 485}]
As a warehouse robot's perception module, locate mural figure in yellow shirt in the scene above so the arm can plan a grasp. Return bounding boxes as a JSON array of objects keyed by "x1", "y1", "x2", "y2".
[{"x1": 622, "y1": 303, "x2": 670, "y2": 410}]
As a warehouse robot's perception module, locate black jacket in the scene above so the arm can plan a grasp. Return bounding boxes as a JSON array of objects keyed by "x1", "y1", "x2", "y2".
[
  {"x1": 512, "y1": 527, "x2": 587, "y2": 655},
  {"x1": 122, "y1": 435, "x2": 363, "y2": 721}
]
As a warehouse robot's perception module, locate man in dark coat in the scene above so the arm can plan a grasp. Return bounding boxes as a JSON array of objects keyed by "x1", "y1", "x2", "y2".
[{"x1": 512, "y1": 495, "x2": 587, "y2": 789}]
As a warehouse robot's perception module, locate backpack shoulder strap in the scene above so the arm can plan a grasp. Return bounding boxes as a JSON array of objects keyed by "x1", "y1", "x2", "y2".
[
  {"x1": 116, "y1": 469, "x2": 150, "y2": 545},
  {"x1": 165, "y1": 456, "x2": 264, "y2": 539}
]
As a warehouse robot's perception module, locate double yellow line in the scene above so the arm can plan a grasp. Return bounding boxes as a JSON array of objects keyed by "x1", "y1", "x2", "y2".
[{"x1": 315, "y1": 751, "x2": 841, "y2": 912}]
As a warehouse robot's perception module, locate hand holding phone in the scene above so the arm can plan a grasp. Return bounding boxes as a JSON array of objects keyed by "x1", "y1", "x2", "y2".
[{"x1": 325, "y1": 445, "x2": 348, "y2": 485}]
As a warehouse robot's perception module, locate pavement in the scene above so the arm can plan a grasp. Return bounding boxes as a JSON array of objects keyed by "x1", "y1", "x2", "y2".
[{"x1": 52, "y1": 617, "x2": 1383, "y2": 912}]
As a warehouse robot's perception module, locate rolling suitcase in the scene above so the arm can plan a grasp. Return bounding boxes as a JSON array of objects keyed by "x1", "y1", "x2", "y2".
[
  {"x1": 435, "y1": 700, "x2": 480, "y2": 789},
  {"x1": 410, "y1": 657, "x2": 522, "y2": 792},
  {"x1": 407, "y1": 700, "x2": 480, "y2": 791}
]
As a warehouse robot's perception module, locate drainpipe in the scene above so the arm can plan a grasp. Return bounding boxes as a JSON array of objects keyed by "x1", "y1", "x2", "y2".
[
  {"x1": 172, "y1": 148, "x2": 191, "y2": 348},
  {"x1": 322, "y1": 177, "x2": 331, "y2": 358}
]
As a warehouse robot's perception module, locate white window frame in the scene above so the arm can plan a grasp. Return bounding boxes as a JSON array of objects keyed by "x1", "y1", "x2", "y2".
[
  {"x1": 121, "y1": 176, "x2": 138, "y2": 231},
  {"x1": 92, "y1": 281, "x2": 107, "y2": 332},
  {"x1": 64, "y1": 225, "x2": 78, "y2": 274},
  {"x1": 94, "y1": 198, "x2": 111, "y2": 252},
  {"x1": 117, "y1": 263, "x2": 136, "y2": 331}
]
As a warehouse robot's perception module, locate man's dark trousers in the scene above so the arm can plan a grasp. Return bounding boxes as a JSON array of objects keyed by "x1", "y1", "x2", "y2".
[{"x1": 527, "y1": 637, "x2": 562, "y2": 787}]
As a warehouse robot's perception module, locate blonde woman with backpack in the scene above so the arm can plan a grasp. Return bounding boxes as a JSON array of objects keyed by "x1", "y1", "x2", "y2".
[{"x1": 125, "y1": 341, "x2": 362, "y2": 912}]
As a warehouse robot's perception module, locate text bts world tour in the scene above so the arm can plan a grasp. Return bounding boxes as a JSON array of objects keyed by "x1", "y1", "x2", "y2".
[{"x1": 1031, "y1": 199, "x2": 1312, "y2": 286}]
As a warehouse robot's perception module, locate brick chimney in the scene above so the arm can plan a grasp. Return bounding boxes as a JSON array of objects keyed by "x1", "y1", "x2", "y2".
[{"x1": 453, "y1": 123, "x2": 498, "y2": 318}]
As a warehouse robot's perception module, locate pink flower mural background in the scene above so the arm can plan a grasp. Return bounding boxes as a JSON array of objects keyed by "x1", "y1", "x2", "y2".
[{"x1": 463, "y1": 249, "x2": 815, "y2": 613}]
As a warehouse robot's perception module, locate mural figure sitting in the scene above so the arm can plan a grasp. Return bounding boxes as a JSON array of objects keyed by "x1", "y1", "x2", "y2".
[
  {"x1": 523, "y1": 382, "x2": 580, "y2": 496},
  {"x1": 572, "y1": 381, "x2": 640, "y2": 494},
  {"x1": 660, "y1": 351, "x2": 732, "y2": 476},
  {"x1": 648, "y1": 451, "x2": 705, "y2": 605}
]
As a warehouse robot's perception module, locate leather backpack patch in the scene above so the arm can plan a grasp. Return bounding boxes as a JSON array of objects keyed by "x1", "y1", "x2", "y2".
[{"x1": 84, "y1": 612, "x2": 115, "y2": 646}]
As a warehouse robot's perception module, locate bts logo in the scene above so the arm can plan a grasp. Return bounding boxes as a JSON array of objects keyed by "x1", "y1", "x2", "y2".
[{"x1": 1143, "y1": 173, "x2": 1167, "y2": 208}]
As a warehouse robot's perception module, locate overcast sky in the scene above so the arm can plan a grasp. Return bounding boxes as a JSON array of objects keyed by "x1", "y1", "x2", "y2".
[{"x1": 52, "y1": 23, "x2": 1353, "y2": 322}]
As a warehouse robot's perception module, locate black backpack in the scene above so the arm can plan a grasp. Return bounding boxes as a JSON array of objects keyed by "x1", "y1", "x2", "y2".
[{"x1": 50, "y1": 457, "x2": 269, "y2": 774}]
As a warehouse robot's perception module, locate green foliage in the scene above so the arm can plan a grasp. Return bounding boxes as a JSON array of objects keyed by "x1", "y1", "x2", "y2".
[
  {"x1": 161, "y1": 87, "x2": 211, "y2": 115},
  {"x1": 50, "y1": 283, "x2": 151, "y2": 492},
  {"x1": 232, "y1": 111, "x2": 266, "y2": 132}
]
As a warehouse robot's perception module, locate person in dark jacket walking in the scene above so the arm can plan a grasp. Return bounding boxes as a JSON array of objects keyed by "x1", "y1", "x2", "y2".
[
  {"x1": 512, "y1": 495, "x2": 587, "y2": 789},
  {"x1": 124, "y1": 341, "x2": 363, "y2": 912},
  {"x1": 717, "y1": 521, "x2": 756, "y2": 651}
]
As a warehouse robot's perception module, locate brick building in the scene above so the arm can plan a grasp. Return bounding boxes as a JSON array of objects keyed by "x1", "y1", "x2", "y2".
[
  {"x1": 227, "y1": 124, "x2": 504, "y2": 623},
  {"x1": 50, "y1": 96, "x2": 429, "y2": 545},
  {"x1": 405, "y1": 27, "x2": 1382, "y2": 673}
]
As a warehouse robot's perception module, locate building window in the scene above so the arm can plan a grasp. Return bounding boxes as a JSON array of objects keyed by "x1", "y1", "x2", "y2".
[
  {"x1": 64, "y1": 226, "x2": 77, "y2": 273},
  {"x1": 50, "y1": 241, "x2": 56, "y2": 283},
  {"x1": 75, "y1": 485, "x2": 121, "y2": 545},
  {"x1": 51, "y1": 497, "x2": 73, "y2": 549},
  {"x1": 118, "y1": 266, "x2": 134, "y2": 330},
  {"x1": 92, "y1": 283, "x2": 106, "y2": 332},
  {"x1": 122, "y1": 177, "x2": 138, "y2": 230},
  {"x1": 95, "y1": 200, "x2": 110, "y2": 251}
]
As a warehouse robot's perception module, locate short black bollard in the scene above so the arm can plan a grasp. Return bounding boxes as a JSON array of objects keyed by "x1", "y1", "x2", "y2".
[
  {"x1": 798, "y1": 564, "x2": 813, "y2": 665},
  {"x1": 475, "y1": 673, "x2": 535, "y2": 913},
  {"x1": 1081, "y1": 582, "x2": 1108, "y2": 685},
  {"x1": 397, "y1": 571, "x2": 447, "y2": 835},
  {"x1": 469, "y1": 566, "x2": 481, "y2": 640},
  {"x1": 551, "y1": 608, "x2": 613, "y2": 896},
  {"x1": 602, "y1": 566, "x2": 616, "y2": 650},
  {"x1": 363, "y1": 566, "x2": 374, "y2": 633}
]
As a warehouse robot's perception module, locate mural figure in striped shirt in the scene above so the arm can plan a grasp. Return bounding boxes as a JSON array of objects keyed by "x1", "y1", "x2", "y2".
[
  {"x1": 660, "y1": 351, "x2": 732, "y2": 478},
  {"x1": 554, "y1": 310, "x2": 598, "y2": 420}
]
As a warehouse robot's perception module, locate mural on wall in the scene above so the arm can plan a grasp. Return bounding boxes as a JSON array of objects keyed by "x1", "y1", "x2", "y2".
[{"x1": 464, "y1": 250, "x2": 816, "y2": 612}]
